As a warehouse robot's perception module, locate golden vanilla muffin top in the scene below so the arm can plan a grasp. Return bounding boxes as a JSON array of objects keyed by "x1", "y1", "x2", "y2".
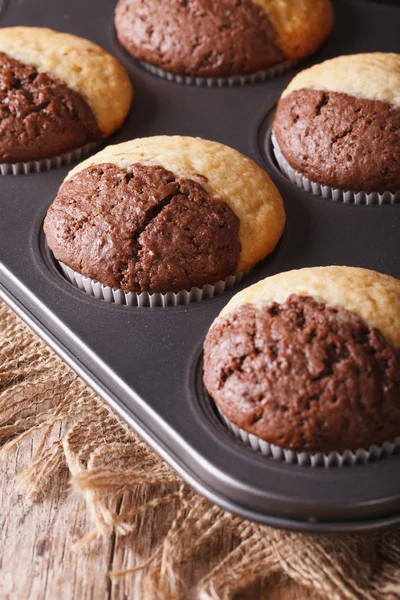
[{"x1": 0, "y1": 27, "x2": 133, "y2": 136}]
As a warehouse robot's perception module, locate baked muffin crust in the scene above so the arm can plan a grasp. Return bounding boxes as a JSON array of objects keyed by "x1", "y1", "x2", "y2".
[
  {"x1": 274, "y1": 89, "x2": 400, "y2": 193},
  {"x1": 115, "y1": 0, "x2": 333, "y2": 77},
  {"x1": 204, "y1": 267, "x2": 400, "y2": 453},
  {"x1": 273, "y1": 54, "x2": 400, "y2": 192},
  {"x1": 0, "y1": 52, "x2": 101, "y2": 163},
  {"x1": 0, "y1": 27, "x2": 133, "y2": 137},
  {"x1": 220, "y1": 267, "x2": 400, "y2": 348},
  {"x1": 282, "y1": 53, "x2": 400, "y2": 108},
  {"x1": 252, "y1": 0, "x2": 333, "y2": 60},
  {"x1": 115, "y1": 0, "x2": 284, "y2": 78},
  {"x1": 66, "y1": 136, "x2": 286, "y2": 273},
  {"x1": 44, "y1": 163, "x2": 241, "y2": 293},
  {"x1": 204, "y1": 295, "x2": 400, "y2": 452}
]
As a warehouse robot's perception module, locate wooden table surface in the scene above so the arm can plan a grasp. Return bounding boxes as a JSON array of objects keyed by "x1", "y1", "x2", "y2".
[{"x1": 0, "y1": 422, "x2": 319, "y2": 599}]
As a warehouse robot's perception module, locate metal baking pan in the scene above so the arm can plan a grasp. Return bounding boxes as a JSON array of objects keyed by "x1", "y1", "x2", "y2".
[{"x1": 1, "y1": 0, "x2": 400, "y2": 533}]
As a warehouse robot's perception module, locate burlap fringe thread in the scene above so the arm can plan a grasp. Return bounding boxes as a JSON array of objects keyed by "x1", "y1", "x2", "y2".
[{"x1": 1, "y1": 301, "x2": 400, "y2": 599}]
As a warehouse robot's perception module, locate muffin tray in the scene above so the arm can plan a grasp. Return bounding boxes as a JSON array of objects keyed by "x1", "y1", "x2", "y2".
[{"x1": 1, "y1": 0, "x2": 400, "y2": 533}]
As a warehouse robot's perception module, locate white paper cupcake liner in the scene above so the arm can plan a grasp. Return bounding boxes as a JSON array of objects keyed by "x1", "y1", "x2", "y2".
[
  {"x1": 59, "y1": 262, "x2": 253, "y2": 307},
  {"x1": 271, "y1": 132, "x2": 400, "y2": 205},
  {"x1": 140, "y1": 60, "x2": 297, "y2": 87},
  {"x1": 0, "y1": 142, "x2": 98, "y2": 176},
  {"x1": 217, "y1": 408, "x2": 400, "y2": 468}
]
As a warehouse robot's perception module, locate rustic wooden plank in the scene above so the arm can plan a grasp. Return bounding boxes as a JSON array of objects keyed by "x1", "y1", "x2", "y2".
[
  {"x1": 0, "y1": 426, "x2": 112, "y2": 600},
  {"x1": 0, "y1": 426, "x2": 318, "y2": 599}
]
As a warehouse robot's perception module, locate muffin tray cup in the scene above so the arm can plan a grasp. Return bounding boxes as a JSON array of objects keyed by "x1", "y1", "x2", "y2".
[{"x1": 1, "y1": 0, "x2": 400, "y2": 533}]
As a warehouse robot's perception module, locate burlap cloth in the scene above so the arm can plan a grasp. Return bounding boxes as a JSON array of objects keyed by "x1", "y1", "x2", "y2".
[{"x1": 1, "y1": 300, "x2": 400, "y2": 600}]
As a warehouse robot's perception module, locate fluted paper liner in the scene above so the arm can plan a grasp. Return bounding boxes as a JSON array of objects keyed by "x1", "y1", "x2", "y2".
[
  {"x1": 140, "y1": 60, "x2": 297, "y2": 87},
  {"x1": 217, "y1": 407, "x2": 400, "y2": 467},
  {"x1": 0, "y1": 142, "x2": 98, "y2": 176},
  {"x1": 271, "y1": 132, "x2": 400, "y2": 205},
  {"x1": 59, "y1": 262, "x2": 253, "y2": 307}
]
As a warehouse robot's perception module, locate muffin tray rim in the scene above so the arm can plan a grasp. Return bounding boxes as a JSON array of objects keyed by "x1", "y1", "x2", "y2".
[
  {"x1": 1, "y1": 0, "x2": 400, "y2": 533},
  {"x1": 2, "y1": 274, "x2": 400, "y2": 534}
]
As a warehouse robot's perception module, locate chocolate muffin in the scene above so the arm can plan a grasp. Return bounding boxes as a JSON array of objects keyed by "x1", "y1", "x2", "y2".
[
  {"x1": 0, "y1": 27, "x2": 133, "y2": 164},
  {"x1": 115, "y1": 0, "x2": 333, "y2": 81},
  {"x1": 204, "y1": 266, "x2": 400, "y2": 457},
  {"x1": 273, "y1": 54, "x2": 400, "y2": 196},
  {"x1": 44, "y1": 136, "x2": 285, "y2": 299}
]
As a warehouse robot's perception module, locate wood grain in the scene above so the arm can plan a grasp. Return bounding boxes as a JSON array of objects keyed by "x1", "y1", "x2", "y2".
[{"x1": 0, "y1": 424, "x2": 318, "y2": 599}]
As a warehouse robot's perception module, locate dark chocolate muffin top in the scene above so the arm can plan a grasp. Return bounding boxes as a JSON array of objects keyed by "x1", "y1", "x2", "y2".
[
  {"x1": 203, "y1": 267, "x2": 400, "y2": 454},
  {"x1": 0, "y1": 27, "x2": 133, "y2": 162},
  {"x1": 273, "y1": 53, "x2": 400, "y2": 193},
  {"x1": 0, "y1": 52, "x2": 101, "y2": 163},
  {"x1": 115, "y1": 0, "x2": 333, "y2": 78},
  {"x1": 44, "y1": 136, "x2": 286, "y2": 293},
  {"x1": 44, "y1": 162, "x2": 241, "y2": 294}
]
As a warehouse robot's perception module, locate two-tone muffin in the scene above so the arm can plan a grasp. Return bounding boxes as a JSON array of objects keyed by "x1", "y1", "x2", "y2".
[
  {"x1": 44, "y1": 135, "x2": 286, "y2": 306},
  {"x1": 204, "y1": 266, "x2": 400, "y2": 465},
  {"x1": 272, "y1": 53, "x2": 400, "y2": 203},
  {"x1": 0, "y1": 27, "x2": 133, "y2": 170},
  {"x1": 115, "y1": 0, "x2": 333, "y2": 83}
]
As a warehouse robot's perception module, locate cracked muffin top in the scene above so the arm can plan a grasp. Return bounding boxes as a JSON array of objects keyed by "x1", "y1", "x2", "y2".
[
  {"x1": 273, "y1": 53, "x2": 400, "y2": 193},
  {"x1": 203, "y1": 266, "x2": 400, "y2": 453},
  {"x1": 114, "y1": 0, "x2": 333, "y2": 78},
  {"x1": 0, "y1": 27, "x2": 133, "y2": 162},
  {"x1": 43, "y1": 136, "x2": 285, "y2": 294}
]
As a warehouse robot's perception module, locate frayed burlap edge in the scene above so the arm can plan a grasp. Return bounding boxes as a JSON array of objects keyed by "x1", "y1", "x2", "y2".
[{"x1": 1, "y1": 301, "x2": 400, "y2": 600}]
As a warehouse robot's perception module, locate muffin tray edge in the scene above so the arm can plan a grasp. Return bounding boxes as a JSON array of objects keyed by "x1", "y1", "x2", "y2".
[{"x1": 1, "y1": 0, "x2": 400, "y2": 532}]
